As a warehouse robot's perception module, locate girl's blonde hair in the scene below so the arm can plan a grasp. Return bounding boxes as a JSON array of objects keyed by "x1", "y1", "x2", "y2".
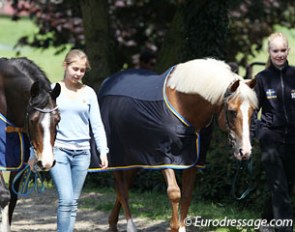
[
  {"x1": 64, "y1": 49, "x2": 91, "y2": 70},
  {"x1": 266, "y1": 32, "x2": 289, "y2": 68}
]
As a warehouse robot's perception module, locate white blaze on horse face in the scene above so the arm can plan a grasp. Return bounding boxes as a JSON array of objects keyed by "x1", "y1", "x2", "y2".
[
  {"x1": 238, "y1": 100, "x2": 252, "y2": 159},
  {"x1": 40, "y1": 113, "x2": 55, "y2": 169}
]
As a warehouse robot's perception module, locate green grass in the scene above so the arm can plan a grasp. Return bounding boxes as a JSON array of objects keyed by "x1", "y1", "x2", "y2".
[
  {"x1": 80, "y1": 187, "x2": 261, "y2": 231},
  {"x1": 0, "y1": 15, "x2": 68, "y2": 83}
]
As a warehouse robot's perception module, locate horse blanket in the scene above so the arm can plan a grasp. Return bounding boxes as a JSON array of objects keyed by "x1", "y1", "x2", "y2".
[
  {"x1": 0, "y1": 113, "x2": 30, "y2": 170},
  {"x1": 89, "y1": 68, "x2": 207, "y2": 171}
]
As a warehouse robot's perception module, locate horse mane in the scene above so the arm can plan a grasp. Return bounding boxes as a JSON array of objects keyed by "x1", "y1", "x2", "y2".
[
  {"x1": 9, "y1": 57, "x2": 53, "y2": 108},
  {"x1": 167, "y1": 58, "x2": 247, "y2": 105},
  {"x1": 9, "y1": 57, "x2": 51, "y2": 86}
]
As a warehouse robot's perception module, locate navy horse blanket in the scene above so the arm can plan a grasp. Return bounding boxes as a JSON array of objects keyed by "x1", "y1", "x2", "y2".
[
  {"x1": 0, "y1": 113, "x2": 30, "y2": 170},
  {"x1": 89, "y1": 68, "x2": 209, "y2": 171}
]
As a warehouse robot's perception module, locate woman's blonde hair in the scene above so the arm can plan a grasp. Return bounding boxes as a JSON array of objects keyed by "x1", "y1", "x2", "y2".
[
  {"x1": 64, "y1": 49, "x2": 91, "y2": 70},
  {"x1": 266, "y1": 32, "x2": 289, "y2": 68}
]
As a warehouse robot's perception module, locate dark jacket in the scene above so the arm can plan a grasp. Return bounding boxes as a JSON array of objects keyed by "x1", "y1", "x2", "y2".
[{"x1": 253, "y1": 62, "x2": 295, "y2": 144}]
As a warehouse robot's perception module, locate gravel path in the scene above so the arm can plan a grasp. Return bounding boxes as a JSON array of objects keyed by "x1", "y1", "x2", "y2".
[{"x1": 8, "y1": 188, "x2": 169, "y2": 232}]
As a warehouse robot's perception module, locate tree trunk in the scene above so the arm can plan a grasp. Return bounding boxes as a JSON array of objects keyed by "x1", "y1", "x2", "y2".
[
  {"x1": 80, "y1": 0, "x2": 117, "y2": 89},
  {"x1": 156, "y1": 0, "x2": 229, "y2": 72}
]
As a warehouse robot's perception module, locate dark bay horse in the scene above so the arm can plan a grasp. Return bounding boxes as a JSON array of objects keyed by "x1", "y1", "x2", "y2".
[
  {"x1": 97, "y1": 58, "x2": 258, "y2": 232},
  {"x1": 0, "y1": 57, "x2": 61, "y2": 231}
]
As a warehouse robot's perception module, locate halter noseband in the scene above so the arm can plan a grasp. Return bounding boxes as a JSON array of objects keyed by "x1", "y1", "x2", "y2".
[{"x1": 33, "y1": 106, "x2": 59, "y2": 113}]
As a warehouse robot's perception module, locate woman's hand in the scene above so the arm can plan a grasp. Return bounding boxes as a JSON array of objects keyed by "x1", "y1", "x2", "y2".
[
  {"x1": 28, "y1": 158, "x2": 36, "y2": 171},
  {"x1": 100, "y1": 154, "x2": 108, "y2": 169}
]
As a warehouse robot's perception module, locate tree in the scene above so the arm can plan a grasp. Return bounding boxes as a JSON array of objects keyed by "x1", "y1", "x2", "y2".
[
  {"x1": 80, "y1": 0, "x2": 117, "y2": 89},
  {"x1": 11, "y1": 0, "x2": 295, "y2": 64}
]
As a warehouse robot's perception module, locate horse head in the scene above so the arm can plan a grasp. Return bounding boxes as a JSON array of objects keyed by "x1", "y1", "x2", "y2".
[
  {"x1": 27, "y1": 81, "x2": 61, "y2": 171},
  {"x1": 218, "y1": 78, "x2": 257, "y2": 160}
]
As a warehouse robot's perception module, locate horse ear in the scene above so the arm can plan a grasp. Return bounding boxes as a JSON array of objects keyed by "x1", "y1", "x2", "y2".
[
  {"x1": 51, "y1": 83, "x2": 61, "y2": 99},
  {"x1": 30, "y1": 81, "x2": 40, "y2": 98},
  {"x1": 228, "y1": 80, "x2": 240, "y2": 93},
  {"x1": 244, "y1": 78, "x2": 256, "y2": 89}
]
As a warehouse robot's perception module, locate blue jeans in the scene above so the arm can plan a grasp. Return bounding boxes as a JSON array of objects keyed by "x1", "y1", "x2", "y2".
[{"x1": 50, "y1": 147, "x2": 91, "y2": 232}]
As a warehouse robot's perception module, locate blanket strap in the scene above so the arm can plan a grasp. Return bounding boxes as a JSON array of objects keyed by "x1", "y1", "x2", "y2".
[{"x1": 5, "y1": 126, "x2": 26, "y2": 133}]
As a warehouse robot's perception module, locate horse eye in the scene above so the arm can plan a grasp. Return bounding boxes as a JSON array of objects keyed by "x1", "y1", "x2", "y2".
[
  {"x1": 228, "y1": 110, "x2": 237, "y2": 118},
  {"x1": 30, "y1": 112, "x2": 39, "y2": 122},
  {"x1": 55, "y1": 116, "x2": 61, "y2": 123}
]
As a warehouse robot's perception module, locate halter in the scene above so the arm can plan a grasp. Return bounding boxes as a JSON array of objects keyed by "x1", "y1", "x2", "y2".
[
  {"x1": 25, "y1": 104, "x2": 59, "y2": 149},
  {"x1": 223, "y1": 88, "x2": 236, "y2": 149},
  {"x1": 223, "y1": 83, "x2": 255, "y2": 200},
  {"x1": 33, "y1": 106, "x2": 59, "y2": 113}
]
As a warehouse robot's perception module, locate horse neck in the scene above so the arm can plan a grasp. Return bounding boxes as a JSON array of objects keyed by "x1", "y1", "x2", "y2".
[
  {"x1": 4, "y1": 79, "x2": 31, "y2": 127},
  {"x1": 166, "y1": 86, "x2": 218, "y2": 130}
]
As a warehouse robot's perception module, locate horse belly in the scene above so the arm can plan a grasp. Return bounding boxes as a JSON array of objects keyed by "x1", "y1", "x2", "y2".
[{"x1": 100, "y1": 96, "x2": 197, "y2": 169}]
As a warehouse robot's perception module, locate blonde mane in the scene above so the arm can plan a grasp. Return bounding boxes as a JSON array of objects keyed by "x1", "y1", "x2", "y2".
[{"x1": 167, "y1": 58, "x2": 244, "y2": 104}]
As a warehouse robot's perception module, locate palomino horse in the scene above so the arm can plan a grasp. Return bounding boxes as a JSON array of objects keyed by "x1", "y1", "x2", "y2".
[
  {"x1": 0, "y1": 57, "x2": 60, "y2": 232},
  {"x1": 97, "y1": 58, "x2": 258, "y2": 232}
]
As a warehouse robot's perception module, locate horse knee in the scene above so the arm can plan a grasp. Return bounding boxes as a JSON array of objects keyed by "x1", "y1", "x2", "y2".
[{"x1": 167, "y1": 186, "x2": 181, "y2": 202}]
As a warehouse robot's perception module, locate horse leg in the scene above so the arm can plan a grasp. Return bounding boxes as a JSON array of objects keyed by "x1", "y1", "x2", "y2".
[
  {"x1": 0, "y1": 172, "x2": 10, "y2": 209},
  {"x1": 8, "y1": 171, "x2": 20, "y2": 225},
  {"x1": 109, "y1": 169, "x2": 138, "y2": 232},
  {"x1": 179, "y1": 167, "x2": 197, "y2": 232},
  {"x1": 0, "y1": 171, "x2": 11, "y2": 232},
  {"x1": 1, "y1": 204, "x2": 11, "y2": 232},
  {"x1": 162, "y1": 168, "x2": 181, "y2": 232}
]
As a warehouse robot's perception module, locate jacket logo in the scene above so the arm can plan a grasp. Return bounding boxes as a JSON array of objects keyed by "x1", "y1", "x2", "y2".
[
  {"x1": 291, "y1": 90, "x2": 295, "y2": 99},
  {"x1": 266, "y1": 89, "x2": 277, "y2": 99}
]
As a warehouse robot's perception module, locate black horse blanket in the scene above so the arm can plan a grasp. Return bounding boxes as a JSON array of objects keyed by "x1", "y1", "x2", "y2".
[
  {"x1": 89, "y1": 68, "x2": 208, "y2": 171},
  {"x1": 0, "y1": 113, "x2": 30, "y2": 170}
]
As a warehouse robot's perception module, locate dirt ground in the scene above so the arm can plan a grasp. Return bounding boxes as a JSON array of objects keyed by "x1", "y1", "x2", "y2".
[{"x1": 8, "y1": 188, "x2": 170, "y2": 232}]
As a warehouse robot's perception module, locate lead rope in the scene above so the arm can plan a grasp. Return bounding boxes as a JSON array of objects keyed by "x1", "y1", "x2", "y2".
[
  {"x1": 12, "y1": 164, "x2": 45, "y2": 197},
  {"x1": 231, "y1": 158, "x2": 255, "y2": 200},
  {"x1": 223, "y1": 88, "x2": 255, "y2": 200}
]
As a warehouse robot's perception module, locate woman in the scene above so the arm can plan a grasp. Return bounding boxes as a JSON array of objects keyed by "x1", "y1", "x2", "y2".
[
  {"x1": 29, "y1": 49, "x2": 109, "y2": 232},
  {"x1": 253, "y1": 32, "x2": 295, "y2": 232}
]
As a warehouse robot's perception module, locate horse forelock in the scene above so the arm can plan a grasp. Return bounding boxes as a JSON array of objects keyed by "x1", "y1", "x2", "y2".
[
  {"x1": 30, "y1": 89, "x2": 53, "y2": 109},
  {"x1": 233, "y1": 82, "x2": 258, "y2": 109},
  {"x1": 167, "y1": 58, "x2": 237, "y2": 105}
]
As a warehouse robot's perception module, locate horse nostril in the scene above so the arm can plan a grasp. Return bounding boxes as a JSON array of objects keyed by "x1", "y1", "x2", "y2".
[
  {"x1": 239, "y1": 148, "x2": 243, "y2": 157},
  {"x1": 36, "y1": 160, "x2": 42, "y2": 167},
  {"x1": 52, "y1": 160, "x2": 56, "y2": 168}
]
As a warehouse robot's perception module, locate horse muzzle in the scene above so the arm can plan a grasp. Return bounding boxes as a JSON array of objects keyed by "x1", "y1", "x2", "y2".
[
  {"x1": 36, "y1": 159, "x2": 56, "y2": 171},
  {"x1": 234, "y1": 148, "x2": 251, "y2": 160}
]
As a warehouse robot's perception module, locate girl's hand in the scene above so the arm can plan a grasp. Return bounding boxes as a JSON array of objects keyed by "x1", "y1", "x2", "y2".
[
  {"x1": 100, "y1": 154, "x2": 108, "y2": 169},
  {"x1": 28, "y1": 158, "x2": 36, "y2": 171}
]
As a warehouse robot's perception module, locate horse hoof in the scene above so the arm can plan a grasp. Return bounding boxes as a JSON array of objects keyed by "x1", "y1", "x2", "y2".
[{"x1": 127, "y1": 219, "x2": 137, "y2": 232}]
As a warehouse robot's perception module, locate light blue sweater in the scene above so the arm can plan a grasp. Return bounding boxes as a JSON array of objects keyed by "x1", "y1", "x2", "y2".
[{"x1": 53, "y1": 83, "x2": 109, "y2": 156}]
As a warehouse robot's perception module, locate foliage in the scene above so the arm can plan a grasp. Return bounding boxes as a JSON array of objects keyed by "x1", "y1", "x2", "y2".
[
  {"x1": 227, "y1": 0, "x2": 295, "y2": 66},
  {"x1": 9, "y1": 0, "x2": 295, "y2": 68}
]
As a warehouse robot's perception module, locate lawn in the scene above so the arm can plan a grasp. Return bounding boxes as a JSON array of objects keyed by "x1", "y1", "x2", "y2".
[{"x1": 0, "y1": 15, "x2": 68, "y2": 83}]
